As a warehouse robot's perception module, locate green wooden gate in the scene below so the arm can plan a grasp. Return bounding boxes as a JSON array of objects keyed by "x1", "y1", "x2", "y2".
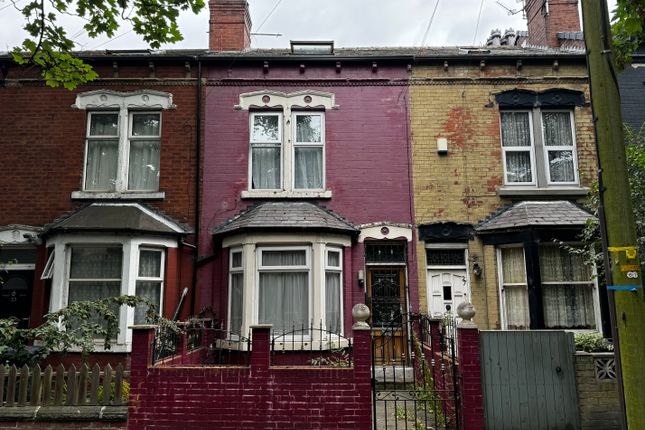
[{"x1": 480, "y1": 331, "x2": 579, "y2": 430}]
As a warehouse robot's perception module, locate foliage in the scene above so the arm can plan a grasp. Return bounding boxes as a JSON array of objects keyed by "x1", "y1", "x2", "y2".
[
  {"x1": 9, "y1": 0, "x2": 205, "y2": 89},
  {"x1": 575, "y1": 331, "x2": 614, "y2": 352},
  {"x1": 97, "y1": 380, "x2": 130, "y2": 403},
  {"x1": 308, "y1": 341, "x2": 351, "y2": 367},
  {"x1": 561, "y1": 125, "x2": 645, "y2": 283},
  {"x1": 611, "y1": 0, "x2": 645, "y2": 68},
  {"x1": 0, "y1": 295, "x2": 159, "y2": 366}
]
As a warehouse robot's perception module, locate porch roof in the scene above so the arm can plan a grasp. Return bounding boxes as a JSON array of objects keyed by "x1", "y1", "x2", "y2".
[
  {"x1": 476, "y1": 201, "x2": 593, "y2": 233},
  {"x1": 212, "y1": 202, "x2": 358, "y2": 238}
]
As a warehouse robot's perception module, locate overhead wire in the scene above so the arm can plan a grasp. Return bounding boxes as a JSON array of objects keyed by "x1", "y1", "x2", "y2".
[
  {"x1": 472, "y1": 0, "x2": 485, "y2": 45},
  {"x1": 420, "y1": 0, "x2": 441, "y2": 46},
  {"x1": 253, "y1": 0, "x2": 284, "y2": 39}
]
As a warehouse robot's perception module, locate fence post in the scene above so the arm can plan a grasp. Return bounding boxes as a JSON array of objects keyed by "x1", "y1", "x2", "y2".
[
  {"x1": 456, "y1": 303, "x2": 484, "y2": 430},
  {"x1": 128, "y1": 324, "x2": 157, "y2": 423},
  {"x1": 250, "y1": 325, "x2": 272, "y2": 371}
]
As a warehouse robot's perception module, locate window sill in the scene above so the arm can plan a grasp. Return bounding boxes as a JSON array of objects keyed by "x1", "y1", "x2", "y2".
[
  {"x1": 241, "y1": 190, "x2": 332, "y2": 199},
  {"x1": 71, "y1": 191, "x2": 165, "y2": 200},
  {"x1": 497, "y1": 186, "x2": 589, "y2": 198}
]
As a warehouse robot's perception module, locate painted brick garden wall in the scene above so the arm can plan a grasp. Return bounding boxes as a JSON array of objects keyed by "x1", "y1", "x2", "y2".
[
  {"x1": 128, "y1": 325, "x2": 373, "y2": 430},
  {"x1": 409, "y1": 61, "x2": 595, "y2": 329}
]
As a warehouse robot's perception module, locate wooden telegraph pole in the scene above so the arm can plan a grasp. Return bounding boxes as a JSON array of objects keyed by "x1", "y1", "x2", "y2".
[{"x1": 582, "y1": 1, "x2": 645, "y2": 428}]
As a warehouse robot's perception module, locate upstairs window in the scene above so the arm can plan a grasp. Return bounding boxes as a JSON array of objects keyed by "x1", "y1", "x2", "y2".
[
  {"x1": 500, "y1": 107, "x2": 579, "y2": 187},
  {"x1": 74, "y1": 90, "x2": 174, "y2": 195},
  {"x1": 238, "y1": 91, "x2": 336, "y2": 198},
  {"x1": 85, "y1": 112, "x2": 161, "y2": 192}
]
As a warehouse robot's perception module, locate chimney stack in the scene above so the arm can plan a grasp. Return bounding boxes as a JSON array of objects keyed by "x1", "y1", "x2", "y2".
[
  {"x1": 209, "y1": 0, "x2": 252, "y2": 51},
  {"x1": 525, "y1": 0, "x2": 580, "y2": 48}
]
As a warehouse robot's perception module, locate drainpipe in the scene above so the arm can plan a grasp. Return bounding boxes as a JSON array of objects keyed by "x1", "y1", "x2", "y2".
[{"x1": 190, "y1": 59, "x2": 202, "y2": 316}]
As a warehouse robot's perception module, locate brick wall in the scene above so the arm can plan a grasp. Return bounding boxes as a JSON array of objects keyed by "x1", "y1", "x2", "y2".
[
  {"x1": 575, "y1": 352, "x2": 622, "y2": 430},
  {"x1": 1, "y1": 62, "x2": 198, "y2": 227},
  {"x1": 128, "y1": 325, "x2": 372, "y2": 430},
  {"x1": 409, "y1": 61, "x2": 595, "y2": 329}
]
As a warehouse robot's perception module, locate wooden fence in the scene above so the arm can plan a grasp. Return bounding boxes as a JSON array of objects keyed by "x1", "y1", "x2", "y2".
[{"x1": 0, "y1": 363, "x2": 129, "y2": 407}]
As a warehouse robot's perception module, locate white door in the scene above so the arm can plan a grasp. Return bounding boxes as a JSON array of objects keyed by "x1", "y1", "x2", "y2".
[{"x1": 427, "y1": 269, "x2": 468, "y2": 318}]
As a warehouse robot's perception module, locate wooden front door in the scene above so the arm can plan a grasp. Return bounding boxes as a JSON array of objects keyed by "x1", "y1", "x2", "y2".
[{"x1": 367, "y1": 267, "x2": 407, "y2": 365}]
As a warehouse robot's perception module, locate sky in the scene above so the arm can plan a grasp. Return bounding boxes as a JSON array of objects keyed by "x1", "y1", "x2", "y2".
[{"x1": 0, "y1": 0, "x2": 618, "y2": 52}]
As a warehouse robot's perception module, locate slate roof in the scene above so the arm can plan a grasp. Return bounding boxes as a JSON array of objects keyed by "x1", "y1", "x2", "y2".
[
  {"x1": 476, "y1": 201, "x2": 592, "y2": 232},
  {"x1": 212, "y1": 202, "x2": 358, "y2": 237},
  {"x1": 42, "y1": 203, "x2": 191, "y2": 237}
]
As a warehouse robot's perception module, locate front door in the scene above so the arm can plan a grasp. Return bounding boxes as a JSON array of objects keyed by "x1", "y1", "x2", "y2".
[
  {"x1": 427, "y1": 269, "x2": 468, "y2": 318},
  {"x1": 367, "y1": 267, "x2": 407, "y2": 365},
  {"x1": 0, "y1": 270, "x2": 34, "y2": 328}
]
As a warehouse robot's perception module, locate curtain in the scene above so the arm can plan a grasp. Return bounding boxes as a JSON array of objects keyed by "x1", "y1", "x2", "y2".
[
  {"x1": 501, "y1": 248, "x2": 529, "y2": 329},
  {"x1": 501, "y1": 112, "x2": 531, "y2": 147},
  {"x1": 128, "y1": 140, "x2": 160, "y2": 190},
  {"x1": 134, "y1": 281, "x2": 161, "y2": 324},
  {"x1": 295, "y1": 147, "x2": 323, "y2": 189},
  {"x1": 501, "y1": 112, "x2": 533, "y2": 183},
  {"x1": 85, "y1": 114, "x2": 119, "y2": 191},
  {"x1": 547, "y1": 150, "x2": 575, "y2": 182},
  {"x1": 325, "y1": 272, "x2": 341, "y2": 334},
  {"x1": 262, "y1": 250, "x2": 306, "y2": 266},
  {"x1": 138, "y1": 250, "x2": 161, "y2": 277},
  {"x1": 229, "y1": 273, "x2": 244, "y2": 335},
  {"x1": 251, "y1": 147, "x2": 280, "y2": 189},
  {"x1": 543, "y1": 112, "x2": 575, "y2": 183},
  {"x1": 504, "y1": 286, "x2": 530, "y2": 330},
  {"x1": 68, "y1": 247, "x2": 122, "y2": 332},
  {"x1": 542, "y1": 112, "x2": 573, "y2": 147},
  {"x1": 258, "y1": 272, "x2": 308, "y2": 333},
  {"x1": 540, "y1": 246, "x2": 595, "y2": 328},
  {"x1": 296, "y1": 115, "x2": 322, "y2": 142},
  {"x1": 85, "y1": 140, "x2": 118, "y2": 191}
]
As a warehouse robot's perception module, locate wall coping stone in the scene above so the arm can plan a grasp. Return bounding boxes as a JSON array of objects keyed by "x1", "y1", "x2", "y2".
[{"x1": 0, "y1": 406, "x2": 127, "y2": 422}]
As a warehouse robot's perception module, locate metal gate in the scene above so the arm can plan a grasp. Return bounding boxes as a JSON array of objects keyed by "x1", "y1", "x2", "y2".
[
  {"x1": 480, "y1": 330, "x2": 579, "y2": 430},
  {"x1": 372, "y1": 313, "x2": 459, "y2": 430}
]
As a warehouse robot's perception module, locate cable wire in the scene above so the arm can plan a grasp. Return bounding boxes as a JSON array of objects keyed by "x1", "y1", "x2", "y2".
[
  {"x1": 472, "y1": 0, "x2": 485, "y2": 45},
  {"x1": 420, "y1": 0, "x2": 441, "y2": 46}
]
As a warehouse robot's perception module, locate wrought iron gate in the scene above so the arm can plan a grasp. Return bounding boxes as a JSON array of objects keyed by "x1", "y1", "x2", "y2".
[{"x1": 372, "y1": 313, "x2": 459, "y2": 430}]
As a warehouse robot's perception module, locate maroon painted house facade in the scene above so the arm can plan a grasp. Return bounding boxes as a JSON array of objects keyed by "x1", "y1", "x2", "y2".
[
  {"x1": 0, "y1": 52, "x2": 201, "y2": 364},
  {"x1": 198, "y1": 7, "x2": 419, "y2": 340}
]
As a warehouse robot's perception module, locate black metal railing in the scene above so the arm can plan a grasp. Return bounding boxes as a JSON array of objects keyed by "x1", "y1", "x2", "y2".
[{"x1": 270, "y1": 321, "x2": 352, "y2": 367}]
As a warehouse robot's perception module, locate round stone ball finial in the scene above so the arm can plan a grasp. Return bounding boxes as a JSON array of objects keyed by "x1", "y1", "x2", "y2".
[
  {"x1": 456, "y1": 302, "x2": 477, "y2": 328},
  {"x1": 352, "y1": 303, "x2": 371, "y2": 330}
]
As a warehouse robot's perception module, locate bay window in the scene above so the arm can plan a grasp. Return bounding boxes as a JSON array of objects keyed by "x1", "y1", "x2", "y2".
[
  {"x1": 498, "y1": 244, "x2": 598, "y2": 330},
  {"x1": 257, "y1": 247, "x2": 310, "y2": 333},
  {"x1": 224, "y1": 234, "x2": 348, "y2": 343}
]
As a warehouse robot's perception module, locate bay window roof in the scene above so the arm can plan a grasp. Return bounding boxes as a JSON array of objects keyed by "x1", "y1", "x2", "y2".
[
  {"x1": 212, "y1": 201, "x2": 358, "y2": 238},
  {"x1": 42, "y1": 202, "x2": 190, "y2": 237},
  {"x1": 476, "y1": 200, "x2": 592, "y2": 233}
]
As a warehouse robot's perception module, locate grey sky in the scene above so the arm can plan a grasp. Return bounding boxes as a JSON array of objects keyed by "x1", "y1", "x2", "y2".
[{"x1": 0, "y1": 0, "x2": 617, "y2": 52}]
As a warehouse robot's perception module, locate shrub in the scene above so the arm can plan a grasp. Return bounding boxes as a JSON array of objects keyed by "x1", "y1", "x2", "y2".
[{"x1": 575, "y1": 332, "x2": 614, "y2": 352}]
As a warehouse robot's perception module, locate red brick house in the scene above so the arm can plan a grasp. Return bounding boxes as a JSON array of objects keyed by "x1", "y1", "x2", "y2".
[{"x1": 0, "y1": 52, "x2": 201, "y2": 362}]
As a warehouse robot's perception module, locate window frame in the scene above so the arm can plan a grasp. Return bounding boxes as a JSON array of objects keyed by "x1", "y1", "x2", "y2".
[
  {"x1": 47, "y1": 233, "x2": 176, "y2": 351},
  {"x1": 248, "y1": 112, "x2": 284, "y2": 191},
  {"x1": 228, "y1": 247, "x2": 244, "y2": 337},
  {"x1": 499, "y1": 108, "x2": 579, "y2": 188},
  {"x1": 292, "y1": 111, "x2": 326, "y2": 191},
  {"x1": 126, "y1": 111, "x2": 163, "y2": 192},
  {"x1": 540, "y1": 110, "x2": 580, "y2": 186},
  {"x1": 134, "y1": 247, "x2": 165, "y2": 324},
  {"x1": 500, "y1": 110, "x2": 537, "y2": 186},
  {"x1": 324, "y1": 247, "x2": 343, "y2": 334},
  {"x1": 496, "y1": 245, "x2": 530, "y2": 330},
  {"x1": 255, "y1": 246, "x2": 312, "y2": 337}
]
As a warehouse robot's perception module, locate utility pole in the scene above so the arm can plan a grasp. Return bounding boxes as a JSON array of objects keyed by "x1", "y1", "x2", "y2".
[{"x1": 582, "y1": 1, "x2": 645, "y2": 428}]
